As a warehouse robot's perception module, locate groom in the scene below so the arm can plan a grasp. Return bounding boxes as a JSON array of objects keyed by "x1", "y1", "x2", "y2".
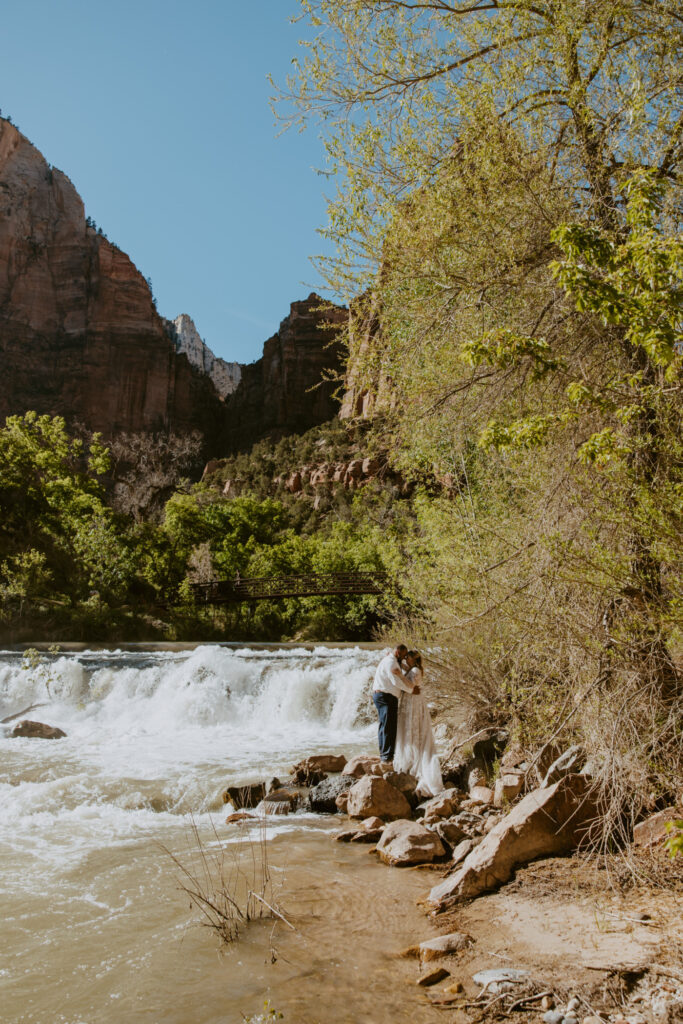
[{"x1": 372, "y1": 644, "x2": 420, "y2": 769}]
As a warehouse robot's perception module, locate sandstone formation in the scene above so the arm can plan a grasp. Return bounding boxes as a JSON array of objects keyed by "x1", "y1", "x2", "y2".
[
  {"x1": 0, "y1": 118, "x2": 227, "y2": 443},
  {"x1": 221, "y1": 293, "x2": 347, "y2": 452},
  {"x1": 0, "y1": 118, "x2": 348, "y2": 458}
]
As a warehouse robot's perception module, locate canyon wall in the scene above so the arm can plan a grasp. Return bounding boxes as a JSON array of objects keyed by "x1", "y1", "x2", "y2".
[
  {"x1": 222, "y1": 293, "x2": 347, "y2": 451},
  {"x1": 0, "y1": 118, "x2": 228, "y2": 444},
  {"x1": 0, "y1": 118, "x2": 347, "y2": 458}
]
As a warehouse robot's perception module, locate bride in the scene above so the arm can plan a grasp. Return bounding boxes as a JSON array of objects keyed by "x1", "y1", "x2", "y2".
[{"x1": 394, "y1": 650, "x2": 443, "y2": 797}]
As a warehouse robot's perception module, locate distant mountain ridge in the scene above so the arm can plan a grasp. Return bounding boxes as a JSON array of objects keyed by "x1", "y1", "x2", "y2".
[{"x1": 0, "y1": 117, "x2": 347, "y2": 457}]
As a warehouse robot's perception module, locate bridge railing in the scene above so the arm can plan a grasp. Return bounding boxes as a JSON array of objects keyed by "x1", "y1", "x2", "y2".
[{"x1": 189, "y1": 570, "x2": 390, "y2": 604}]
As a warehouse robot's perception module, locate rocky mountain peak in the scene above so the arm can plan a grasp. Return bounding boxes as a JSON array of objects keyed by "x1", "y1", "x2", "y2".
[{"x1": 171, "y1": 314, "x2": 241, "y2": 399}]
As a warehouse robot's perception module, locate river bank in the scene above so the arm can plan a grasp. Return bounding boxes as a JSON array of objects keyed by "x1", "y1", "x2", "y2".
[{"x1": 2, "y1": 644, "x2": 681, "y2": 1024}]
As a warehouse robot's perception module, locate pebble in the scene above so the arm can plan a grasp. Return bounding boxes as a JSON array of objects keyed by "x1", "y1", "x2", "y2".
[
  {"x1": 567, "y1": 998, "x2": 580, "y2": 1012},
  {"x1": 563, "y1": 1015, "x2": 579, "y2": 1024},
  {"x1": 445, "y1": 981, "x2": 464, "y2": 994},
  {"x1": 416, "y1": 967, "x2": 449, "y2": 987},
  {"x1": 543, "y1": 1012, "x2": 564, "y2": 1024},
  {"x1": 541, "y1": 995, "x2": 555, "y2": 1011}
]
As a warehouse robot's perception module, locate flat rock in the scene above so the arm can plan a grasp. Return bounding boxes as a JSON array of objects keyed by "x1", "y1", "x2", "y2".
[
  {"x1": 377, "y1": 819, "x2": 445, "y2": 866},
  {"x1": 428, "y1": 775, "x2": 596, "y2": 908},
  {"x1": 342, "y1": 755, "x2": 380, "y2": 778},
  {"x1": 347, "y1": 775, "x2": 412, "y2": 821},
  {"x1": 416, "y1": 967, "x2": 449, "y2": 987},
  {"x1": 309, "y1": 775, "x2": 352, "y2": 813},
  {"x1": 11, "y1": 719, "x2": 66, "y2": 739},
  {"x1": 292, "y1": 754, "x2": 347, "y2": 773},
  {"x1": 419, "y1": 932, "x2": 472, "y2": 961}
]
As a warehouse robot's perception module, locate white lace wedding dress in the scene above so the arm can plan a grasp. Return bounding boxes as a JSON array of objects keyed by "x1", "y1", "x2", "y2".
[{"x1": 393, "y1": 667, "x2": 443, "y2": 797}]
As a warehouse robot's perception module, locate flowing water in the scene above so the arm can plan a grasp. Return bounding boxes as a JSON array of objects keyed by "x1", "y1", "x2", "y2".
[{"x1": 0, "y1": 645, "x2": 443, "y2": 1024}]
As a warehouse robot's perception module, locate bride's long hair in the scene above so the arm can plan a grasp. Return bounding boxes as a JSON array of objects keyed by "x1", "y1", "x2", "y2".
[{"x1": 407, "y1": 650, "x2": 423, "y2": 673}]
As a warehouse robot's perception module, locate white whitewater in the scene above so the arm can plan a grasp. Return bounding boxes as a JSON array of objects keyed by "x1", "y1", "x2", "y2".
[{"x1": 0, "y1": 645, "x2": 444, "y2": 1024}]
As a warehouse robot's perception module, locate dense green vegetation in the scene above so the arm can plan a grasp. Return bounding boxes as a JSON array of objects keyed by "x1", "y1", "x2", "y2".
[
  {"x1": 0, "y1": 414, "x2": 414, "y2": 642},
  {"x1": 281, "y1": 0, "x2": 683, "y2": 843}
]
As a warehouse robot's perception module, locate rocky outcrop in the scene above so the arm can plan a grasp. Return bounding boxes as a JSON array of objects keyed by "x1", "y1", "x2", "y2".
[
  {"x1": 171, "y1": 314, "x2": 242, "y2": 399},
  {"x1": 0, "y1": 118, "x2": 228, "y2": 444},
  {"x1": 428, "y1": 775, "x2": 596, "y2": 908},
  {"x1": 221, "y1": 293, "x2": 347, "y2": 452}
]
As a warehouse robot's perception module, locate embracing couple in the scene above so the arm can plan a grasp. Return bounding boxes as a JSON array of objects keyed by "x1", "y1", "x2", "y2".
[{"x1": 372, "y1": 644, "x2": 443, "y2": 798}]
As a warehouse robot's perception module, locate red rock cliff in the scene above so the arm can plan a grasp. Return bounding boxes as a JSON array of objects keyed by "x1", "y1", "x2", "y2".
[
  {"x1": 0, "y1": 119, "x2": 348, "y2": 456},
  {"x1": 0, "y1": 118, "x2": 226, "y2": 440},
  {"x1": 221, "y1": 293, "x2": 347, "y2": 452}
]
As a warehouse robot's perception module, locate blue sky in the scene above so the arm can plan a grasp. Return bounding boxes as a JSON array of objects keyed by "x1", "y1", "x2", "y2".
[{"x1": 0, "y1": 0, "x2": 336, "y2": 363}]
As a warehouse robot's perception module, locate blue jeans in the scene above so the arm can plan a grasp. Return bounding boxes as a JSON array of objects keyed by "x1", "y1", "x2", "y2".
[{"x1": 372, "y1": 691, "x2": 398, "y2": 762}]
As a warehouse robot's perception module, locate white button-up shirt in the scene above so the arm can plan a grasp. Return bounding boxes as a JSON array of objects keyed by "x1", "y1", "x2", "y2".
[{"x1": 372, "y1": 652, "x2": 414, "y2": 699}]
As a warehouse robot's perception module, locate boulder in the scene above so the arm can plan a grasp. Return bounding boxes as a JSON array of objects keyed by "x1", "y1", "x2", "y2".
[
  {"x1": 469, "y1": 786, "x2": 494, "y2": 806},
  {"x1": 11, "y1": 720, "x2": 66, "y2": 739},
  {"x1": 428, "y1": 775, "x2": 596, "y2": 908},
  {"x1": 429, "y1": 819, "x2": 467, "y2": 848},
  {"x1": 633, "y1": 807, "x2": 678, "y2": 848},
  {"x1": 376, "y1": 819, "x2": 445, "y2": 866},
  {"x1": 335, "y1": 791, "x2": 349, "y2": 813},
  {"x1": 222, "y1": 781, "x2": 266, "y2": 809},
  {"x1": 342, "y1": 755, "x2": 380, "y2": 778},
  {"x1": 541, "y1": 745, "x2": 585, "y2": 788},
  {"x1": 309, "y1": 775, "x2": 352, "y2": 813},
  {"x1": 494, "y1": 773, "x2": 524, "y2": 807},
  {"x1": 419, "y1": 932, "x2": 472, "y2": 961},
  {"x1": 293, "y1": 754, "x2": 347, "y2": 774},
  {"x1": 384, "y1": 771, "x2": 419, "y2": 804},
  {"x1": 347, "y1": 775, "x2": 412, "y2": 821},
  {"x1": 289, "y1": 761, "x2": 328, "y2": 786},
  {"x1": 418, "y1": 791, "x2": 458, "y2": 820}
]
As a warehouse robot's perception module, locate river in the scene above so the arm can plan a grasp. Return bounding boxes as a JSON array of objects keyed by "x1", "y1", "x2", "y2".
[{"x1": 0, "y1": 645, "x2": 444, "y2": 1024}]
